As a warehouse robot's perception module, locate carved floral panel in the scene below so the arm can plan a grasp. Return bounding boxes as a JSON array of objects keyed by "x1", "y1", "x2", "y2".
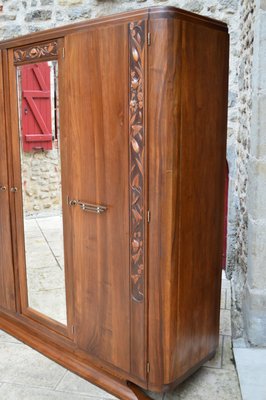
[
  {"x1": 14, "y1": 41, "x2": 58, "y2": 65},
  {"x1": 129, "y1": 20, "x2": 145, "y2": 303}
]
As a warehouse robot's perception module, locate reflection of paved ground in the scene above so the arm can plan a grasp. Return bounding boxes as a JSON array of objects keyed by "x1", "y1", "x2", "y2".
[
  {"x1": 0, "y1": 273, "x2": 242, "y2": 399},
  {"x1": 24, "y1": 215, "x2": 67, "y2": 324}
]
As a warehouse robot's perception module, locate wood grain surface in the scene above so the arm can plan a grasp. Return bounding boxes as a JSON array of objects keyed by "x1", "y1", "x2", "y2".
[
  {"x1": 147, "y1": 16, "x2": 229, "y2": 391},
  {"x1": 0, "y1": 50, "x2": 16, "y2": 313},
  {"x1": 60, "y1": 22, "x2": 147, "y2": 382}
]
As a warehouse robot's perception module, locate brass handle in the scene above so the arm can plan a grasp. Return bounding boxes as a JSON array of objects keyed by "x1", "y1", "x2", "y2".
[
  {"x1": 68, "y1": 198, "x2": 107, "y2": 214},
  {"x1": 77, "y1": 201, "x2": 107, "y2": 214},
  {"x1": 10, "y1": 187, "x2": 18, "y2": 193},
  {"x1": 0, "y1": 185, "x2": 7, "y2": 192}
]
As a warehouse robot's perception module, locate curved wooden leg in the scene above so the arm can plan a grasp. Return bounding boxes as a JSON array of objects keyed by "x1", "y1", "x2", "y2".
[{"x1": 127, "y1": 382, "x2": 152, "y2": 400}]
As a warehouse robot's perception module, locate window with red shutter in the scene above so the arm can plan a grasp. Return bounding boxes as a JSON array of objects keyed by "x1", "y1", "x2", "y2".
[{"x1": 21, "y1": 62, "x2": 53, "y2": 152}]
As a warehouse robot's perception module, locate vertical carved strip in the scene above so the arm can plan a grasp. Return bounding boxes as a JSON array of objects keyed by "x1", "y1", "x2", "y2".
[{"x1": 129, "y1": 20, "x2": 145, "y2": 303}]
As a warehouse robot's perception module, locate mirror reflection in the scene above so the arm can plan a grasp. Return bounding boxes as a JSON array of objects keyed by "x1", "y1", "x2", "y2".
[{"x1": 17, "y1": 60, "x2": 67, "y2": 325}]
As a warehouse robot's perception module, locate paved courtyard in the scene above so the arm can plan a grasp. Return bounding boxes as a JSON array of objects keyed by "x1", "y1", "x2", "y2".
[
  {"x1": 0, "y1": 271, "x2": 241, "y2": 399},
  {"x1": 24, "y1": 215, "x2": 67, "y2": 324}
]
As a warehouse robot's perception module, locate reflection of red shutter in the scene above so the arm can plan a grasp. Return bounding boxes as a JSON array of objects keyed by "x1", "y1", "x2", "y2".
[
  {"x1": 21, "y1": 63, "x2": 52, "y2": 152},
  {"x1": 222, "y1": 162, "x2": 229, "y2": 269}
]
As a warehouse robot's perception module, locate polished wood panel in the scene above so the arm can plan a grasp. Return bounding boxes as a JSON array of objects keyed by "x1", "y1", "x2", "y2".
[
  {"x1": 173, "y1": 20, "x2": 229, "y2": 384},
  {"x1": 148, "y1": 17, "x2": 229, "y2": 391},
  {"x1": 147, "y1": 17, "x2": 182, "y2": 390},
  {"x1": 61, "y1": 22, "x2": 147, "y2": 382},
  {"x1": 0, "y1": 50, "x2": 16, "y2": 312}
]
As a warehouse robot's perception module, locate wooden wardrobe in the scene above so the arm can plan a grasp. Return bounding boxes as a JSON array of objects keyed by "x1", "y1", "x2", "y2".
[{"x1": 0, "y1": 6, "x2": 229, "y2": 399}]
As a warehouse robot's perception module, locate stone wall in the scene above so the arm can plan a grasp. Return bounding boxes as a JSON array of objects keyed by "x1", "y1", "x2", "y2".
[
  {"x1": 21, "y1": 149, "x2": 62, "y2": 216},
  {"x1": 231, "y1": 0, "x2": 255, "y2": 339},
  {"x1": 242, "y1": 0, "x2": 266, "y2": 345}
]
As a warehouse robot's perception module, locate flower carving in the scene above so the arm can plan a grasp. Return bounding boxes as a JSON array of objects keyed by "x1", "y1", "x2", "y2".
[
  {"x1": 14, "y1": 41, "x2": 58, "y2": 64},
  {"x1": 129, "y1": 20, "x2": 145, "y2": 303}
]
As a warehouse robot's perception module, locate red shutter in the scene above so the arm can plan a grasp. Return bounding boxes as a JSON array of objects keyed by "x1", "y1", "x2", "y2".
[{"x1": 21, "y1": 63, "x2": 53, "y2": 152}]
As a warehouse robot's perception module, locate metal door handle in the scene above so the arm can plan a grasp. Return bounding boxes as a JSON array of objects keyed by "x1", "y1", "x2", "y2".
[
  {"x1": 68, "y1": 198, "x2": 107, "y2": 214},
  {"x1": 0, "y1": 185, "x2": 7, "y2": 192}
]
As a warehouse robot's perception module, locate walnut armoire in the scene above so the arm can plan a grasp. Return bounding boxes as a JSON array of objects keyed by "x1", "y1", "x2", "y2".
[{"x1": 0, "y1": 6, "x2": 229, "y2": 399}]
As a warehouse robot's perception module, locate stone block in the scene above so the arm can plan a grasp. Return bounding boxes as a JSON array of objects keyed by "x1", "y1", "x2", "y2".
[
  {"x1": 250, "y1": 94, "x2": 266, "y2": 158},
  {"x1": 68, "y1": 7, "x2": 91, "y2": 20},
  {"x1": 228, "y1": 90, "x2": 237, "y2": 107},
  {"x1": 25, "y1": 10, "x2": 52, "y2": 22},
  {"x1": 247, "y1": 218, "x2": 266, "y2": 289},
  {"x1": 0, "y1": 25, "x2": 22, "y2": 40},
  {"x1": 260, "y1": 0, "x2": 266, "y2": 10},
  {"x1": 248, "y1": 158, "x2": 266, "y2": 220},
  {"x1": 58, "y1": 0, "x2": 84, "y2": 5},
  {"x1": 243, "y1": 284, "x2": 266, "y2": 346},
  {"x1": 8, "y1": 2, "x2": 20, "y2": 11},
  {"x1": 252, "y1": 11, "x2": 266, "y2": 92},
  {"x1": 219, "y1": 0, "x2": 238, "y2": 11},
  {"x1": 0, "y1": 14, "x2": 17, "y2": 21},
  {"x1": 40, "y1": 0, "x2": 53, "y2": 4},
  {"x1": 183, "y1": 1, "x2": 204, "y2": 13}
]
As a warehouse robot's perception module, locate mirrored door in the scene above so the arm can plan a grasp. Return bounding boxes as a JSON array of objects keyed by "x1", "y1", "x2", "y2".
[
  {"x1": 8, "y1": 41, "x2": 73, "y2": 335},
  {"x1": 17, "y1": 60, "x2": 67, "y2": 324}
]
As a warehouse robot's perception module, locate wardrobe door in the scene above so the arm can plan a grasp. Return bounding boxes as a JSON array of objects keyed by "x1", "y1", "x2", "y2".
[
  {"x1": 0, "y1": 50, "x2": 16, "y2": 312},
  {"x1": 61, "y1": 24, "x2": 147, "y2": 381},
  {"x1": 7, "y1": 41, "x2": 74, "y2": 337}
]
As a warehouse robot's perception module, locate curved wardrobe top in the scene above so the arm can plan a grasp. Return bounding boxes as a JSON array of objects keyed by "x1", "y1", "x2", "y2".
[{"x1": 0, "y1": 6, "x2": 227, "y2": 50}]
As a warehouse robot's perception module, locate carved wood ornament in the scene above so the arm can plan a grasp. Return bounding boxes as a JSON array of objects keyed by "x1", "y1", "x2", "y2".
[
  {"x1": 129, "y1": 20, "x2": 145, "y2": 303},
  {"x1": 13, "y1": 41, "x2": 58, "y2": 64}
]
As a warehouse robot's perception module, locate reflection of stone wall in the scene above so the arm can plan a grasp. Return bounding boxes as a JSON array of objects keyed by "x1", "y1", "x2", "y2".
[{"x1": 22, "y1": 148, "x2": 62, "y2": 216}]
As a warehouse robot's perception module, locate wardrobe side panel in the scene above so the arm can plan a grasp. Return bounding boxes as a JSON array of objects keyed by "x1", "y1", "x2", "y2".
[
  {"x1": 147, "y1": 18, "x2": 182, "y2": 389},
  {"x1": 169, "y1": 22, "x2": 229, "y2": 383},
  {"x1": 148, "y1": 17, "x2": 229, "y2": 389},
  {"x1": 0, "y1": 50, "x2": 16, "y2": 312}
]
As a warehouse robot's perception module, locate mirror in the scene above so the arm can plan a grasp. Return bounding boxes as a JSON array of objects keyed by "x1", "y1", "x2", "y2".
[{"x1": 16, "y1": 60, "x2": 67, "y2": 325}]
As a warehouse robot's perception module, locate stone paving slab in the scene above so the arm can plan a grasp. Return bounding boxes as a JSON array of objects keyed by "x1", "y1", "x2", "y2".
[
  {"x1": 0, "y1": 342, "x2": 66, "y2": 389},
  {"x1": 164, "y1": 367, "x2": 241, "y2": 400},
  {"x1": 0, "y1": 383, "x2": 102, "y2": 400},
  {"x1": 233, "y1": 348, "x2": 266, "y2": 400},
  {"x1": 56, "y1": 371, "x2": 116, "y2": 399}
]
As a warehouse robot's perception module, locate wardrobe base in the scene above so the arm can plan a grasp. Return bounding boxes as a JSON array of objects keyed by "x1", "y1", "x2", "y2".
[
  {"x1": 0, "y1": 312, "x2": 150, "y2": 400},
  {"x1": 0, "y1": 311, "x2": 217, "y2": 399}
]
